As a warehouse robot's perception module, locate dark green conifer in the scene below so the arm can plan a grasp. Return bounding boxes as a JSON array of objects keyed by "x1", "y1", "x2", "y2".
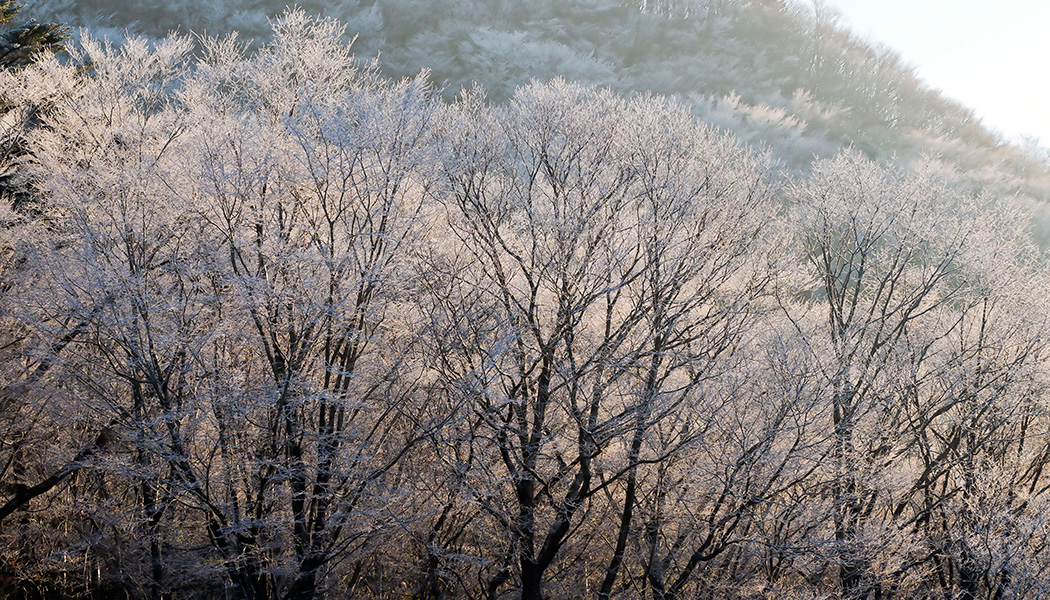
[
  {"x1": 0, "y1": 2, "x2": 67, "y2": 211},
  {"x1": 0, "y1": 1, "x2": 66, "y2": 70}
]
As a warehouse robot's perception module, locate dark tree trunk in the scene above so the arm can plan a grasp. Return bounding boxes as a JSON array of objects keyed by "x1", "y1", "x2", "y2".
[
  {"x1": 520, "y1": 558, "x2": 544, "y2": 600},
  {"x1": 285, "y1": 555, "x2": 322, "y2": 600}
]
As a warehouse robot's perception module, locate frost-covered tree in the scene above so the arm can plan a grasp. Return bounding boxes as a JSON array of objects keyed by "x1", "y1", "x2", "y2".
[
  {"x1": 786, "y1": 151, "x2": 1050, "y2": 598},
  {"x1": 421, "y1": 81, "x2": 780, "y2": 599},
  {"x1": 3, "y1": 11, "x2": 449, "y2": 599},
  {"x1": 0, "y1": 0, "x2": 67, "y2": 210},
  {"x1": 1, "y1": 8, "x2": 1050, "y2": 600}
]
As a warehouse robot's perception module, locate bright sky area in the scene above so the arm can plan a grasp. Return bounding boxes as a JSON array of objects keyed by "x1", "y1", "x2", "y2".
[{"x1": 820, "y1": 0, "x2": 1050, "y2": 147}]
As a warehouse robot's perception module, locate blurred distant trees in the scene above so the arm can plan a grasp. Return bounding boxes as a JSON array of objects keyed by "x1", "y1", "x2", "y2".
[{"x1": 20, "y1": 0, "x2": 1050, "y2": 212}]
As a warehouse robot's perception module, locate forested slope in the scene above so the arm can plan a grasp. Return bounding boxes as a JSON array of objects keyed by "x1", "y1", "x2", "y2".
[
  {"x1": 24, "y1": 0, "x2": 1050, "y2": 205},
  {"x1": 1, "y1": 3, "x2": 1050, "y2": 600}
]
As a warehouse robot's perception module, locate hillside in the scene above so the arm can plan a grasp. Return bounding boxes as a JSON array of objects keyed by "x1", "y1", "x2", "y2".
[
  {"x1": 2, "y1": 6, "x2": 1050, "y2": 599},
  {"x1": 25, "y1": 0, "x2": 1050, "y2": 206}
]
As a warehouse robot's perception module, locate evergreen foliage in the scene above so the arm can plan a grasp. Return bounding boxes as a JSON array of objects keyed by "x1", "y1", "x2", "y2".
[
  {"x1": 0, "y1": 1, "x2": 65, "y2": 70},
  {"x1": 0, "y1": 1, "x2": 66, "y2": 211}
]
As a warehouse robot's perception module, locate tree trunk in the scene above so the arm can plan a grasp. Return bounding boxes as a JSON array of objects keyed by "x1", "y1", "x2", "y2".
[
  {"x1": 285, "y1": 555, "x2": 321, "y2": 600},
  {"x1": 0, "y1": 430, "x2": 112, "y2": 524},
  {"x1": 520, "y1": 558, "x2": 544, "y2": 600}
]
